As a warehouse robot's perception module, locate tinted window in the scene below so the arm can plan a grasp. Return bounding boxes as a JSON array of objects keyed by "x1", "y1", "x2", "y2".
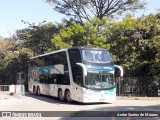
[
  {"x1": 68, "y1": 49, "x2": 83, "y2": 86},
  {"x1": 82, "y1": 49, "x2": 114, "y2": 66},
  {"x1": 29, "y1": 57, "x2": 45, "y2": 68},
  {"x1": 30, "y1": 51, "x2": 70, "y2": 85}
]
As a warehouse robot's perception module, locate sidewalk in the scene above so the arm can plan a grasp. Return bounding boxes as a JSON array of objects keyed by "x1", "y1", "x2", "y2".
[
  {"x1": 0, "y1": 93, "x2": 15, "y2": 99},
  {"x1": 0, "y1": 92, "x2": 25, "y2": 100}
]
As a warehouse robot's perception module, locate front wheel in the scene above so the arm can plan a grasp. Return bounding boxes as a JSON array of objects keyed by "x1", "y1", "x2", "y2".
[
  {"x1": 58, "y1": 89, "x2": 65, "y2": 101},
  {"x1": 65, "y1": 90, "x2": 72, "y2": 102}
]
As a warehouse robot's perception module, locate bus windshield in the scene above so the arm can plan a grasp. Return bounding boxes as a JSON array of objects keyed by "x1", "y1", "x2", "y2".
[
  {"x1": 82, "y1": 50, "x2": 112, "y2": 63},
  {"x1": 84, "y1": 71, "x2": 115, "y2": 89}
]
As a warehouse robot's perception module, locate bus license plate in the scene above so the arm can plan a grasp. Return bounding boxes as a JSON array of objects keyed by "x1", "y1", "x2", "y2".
[{"x1": 99, "y1": 98, "x2": 105, "y2": 102}]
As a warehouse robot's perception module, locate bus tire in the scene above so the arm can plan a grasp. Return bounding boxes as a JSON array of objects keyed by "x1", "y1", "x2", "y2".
[
  {"x1": 65, "y1": 90, "x2": 72, "y2": 102},
  {"x1": 33, "y1": 86, "x2": 36, "y2": 95},
  {"x1": 58, "y1": 89, "x2": 65, "y2": 101},
  {"x1": 36, "y1": 87, "x2": 41, "y2": 96}
]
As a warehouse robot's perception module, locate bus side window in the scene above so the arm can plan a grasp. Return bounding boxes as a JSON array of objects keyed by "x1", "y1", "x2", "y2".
[
  {"x1": 68, "y1": 49, "x2": 83, "y2": 86},
  {"x1": 39, "y1": 74, "x2": 45, "y2": 83},
  {"x1": 54, "y1": 52, "x2": 70, "y2": 85}
]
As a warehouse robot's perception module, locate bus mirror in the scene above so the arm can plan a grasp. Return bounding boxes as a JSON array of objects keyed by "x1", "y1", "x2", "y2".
[
  {"x1": 114, "y1": 65, "x2": 123, "y2": 77},
  {"x1": 76, "y1": 63, "x2": 87, "y2": 76}
]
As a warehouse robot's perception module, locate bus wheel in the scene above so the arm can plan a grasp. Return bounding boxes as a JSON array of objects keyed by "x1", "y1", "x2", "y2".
[
  {"x1": 58, "y1": 89, "x2": 65, "y2": 101},
  {"x1": 33, "y1": 86, "x2": 36, "y2": 95},
  {"x1": 36, "y1": 87, "x2": 41, "y2": 96},
  {"x1": 65, "y1": 90, "x2": 72, "y2": 102}
]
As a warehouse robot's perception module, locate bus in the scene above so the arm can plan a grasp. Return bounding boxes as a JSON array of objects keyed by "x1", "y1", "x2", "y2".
[{"x1": 28, "y1": 47, "x2": 123, "y2": 103}]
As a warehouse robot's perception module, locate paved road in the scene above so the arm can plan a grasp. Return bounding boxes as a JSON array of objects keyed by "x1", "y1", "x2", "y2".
[{"x1": 0, "y1": 93, "x2": 160, "y2": 120}]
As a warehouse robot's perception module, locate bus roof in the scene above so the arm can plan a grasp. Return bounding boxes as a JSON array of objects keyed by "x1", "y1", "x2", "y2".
[
  {"x1": 68, "y1": 46, "x2": 108, "y2": 51},
  {"x1": 30, "y1": 46, "x2": 108, "y2": 60},
  {"x1": 30, "y1": 48, "x2": 67, "y2": 60}
]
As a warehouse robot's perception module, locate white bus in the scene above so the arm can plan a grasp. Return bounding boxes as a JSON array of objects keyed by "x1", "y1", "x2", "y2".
[{"x1": 28, "y1": 47, "x2": 123, "y2": 103}]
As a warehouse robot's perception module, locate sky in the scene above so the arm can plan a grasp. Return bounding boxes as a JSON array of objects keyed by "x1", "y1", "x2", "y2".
[{"x1": 0, "y1": 0, "x2": 160, "y2": 38}]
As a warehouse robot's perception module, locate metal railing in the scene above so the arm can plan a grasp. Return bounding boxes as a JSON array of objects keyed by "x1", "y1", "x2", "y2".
[
  {"x1": 116, "y1": 77, "x2": 160, "y2": 97},
  {"x1": 0, "y1": 85, "x2": 10, "y2": 93},
  {"x1": 0, "y1": 85, "x2": 25, "y2": 96}
]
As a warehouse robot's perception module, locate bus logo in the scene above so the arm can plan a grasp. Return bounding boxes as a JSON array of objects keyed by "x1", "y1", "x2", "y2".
[{"x1": 32, "y1": 70, "x2": 39, "y2": 78}]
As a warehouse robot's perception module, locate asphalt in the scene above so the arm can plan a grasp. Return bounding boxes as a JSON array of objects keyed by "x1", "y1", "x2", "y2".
[{"x1": 1, "y1": 92, "x2": 160, "y2": 100}]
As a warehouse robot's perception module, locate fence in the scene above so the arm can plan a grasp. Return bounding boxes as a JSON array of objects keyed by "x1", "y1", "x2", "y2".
[
  {"x1": 0, "y1": 85, "x2": 25, "y2": 96},
  {"x1": 0, "y1": 85, "x2": 10, "y2": 94},
  {"x1": 116, "y1": 77, "x2": 160, "y2": 97}
]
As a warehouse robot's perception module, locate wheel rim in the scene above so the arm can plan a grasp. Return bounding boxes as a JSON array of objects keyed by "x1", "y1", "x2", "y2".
[
  {"x1": 59, "y1": 90, "x2": 64, "y2": 101},
  {"x1": 36, "y1": 87, "x2": 40, "y2": 96},
  {"x1": 66, "y1": 91, "x2": 71, "y2": 102}
]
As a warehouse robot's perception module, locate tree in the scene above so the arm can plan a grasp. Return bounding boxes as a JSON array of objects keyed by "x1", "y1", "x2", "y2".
[
  {"x1": 46, "y1": 0, "x2": 146, "y2": 23},
  {"x1": 14, "y1": 21, "x2": 60, "y2": 55},
  {"x1": 0, "y1": 36, "x2": 32, "y2": 84},
  {"x1": 0, "y1": 37, "x2": 17, "y2": 58},
  {"x1": 105, "y1": 14, "x2": 141, "y2": 76},
  {"x1": 2, "y1": 48, "x2": 32, "y2": 84},
  {"x1": 0, "y1": 37, "x2": 17, "y2": 84},
  {"x1": 106, "y1": 13, "x2": 160, "y2": 82},
  {"x1": 51, "y1": 18, "x2": 110, "y2": 50},
  {"x1": 150, "y1": 36, "x2": 160, "y2": 82}
]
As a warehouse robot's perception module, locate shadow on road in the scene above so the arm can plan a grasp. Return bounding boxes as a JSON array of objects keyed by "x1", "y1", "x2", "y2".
[
  {"x1": 25, "y1": 92, "x2": 68, "y2": 105},
  {"x1": 24, "y1": 92, "x2": 109, "y2": 106}
]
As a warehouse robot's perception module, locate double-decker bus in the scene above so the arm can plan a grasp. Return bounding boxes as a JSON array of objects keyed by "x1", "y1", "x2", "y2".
[{"x1": 28, "y1": 47, "x2": 123, "y2": 103}]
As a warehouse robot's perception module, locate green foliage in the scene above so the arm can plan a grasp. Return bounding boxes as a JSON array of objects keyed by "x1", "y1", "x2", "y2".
[
  {"x1": 51, "y1": 18, "x2": 110, "y2": 50},
  {"x1": 0, "y1": 37, "x2": 32, "y2": 84},
  {"x1": 51, "y1": 22, "x2": 86, "y2": 49},
  {"x1": 149, "y1": 36, "x2": 160, "y2": 81},
  {"x1": 107, "y1": 13, "x2": 160, "y2": 81},
  {"x1": 14, "y1": 22, "x2": 59, "y2": 55}
]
